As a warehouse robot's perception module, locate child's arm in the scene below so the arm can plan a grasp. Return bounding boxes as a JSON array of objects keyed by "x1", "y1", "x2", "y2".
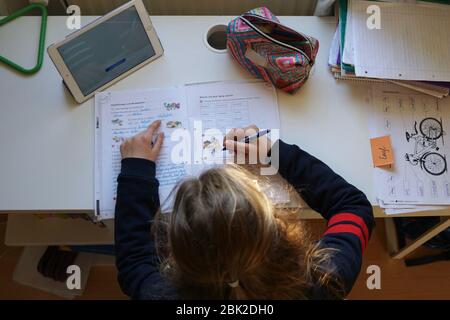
[
  {"x1": 114, "y1": 121, "x2": 176, "y2": 299},
  {"x1": 275, "y1": 140, "x2": 375, "y2": 297},
  {"x1": 115, "y1": 159, "x2": 169, "y2": 298}
]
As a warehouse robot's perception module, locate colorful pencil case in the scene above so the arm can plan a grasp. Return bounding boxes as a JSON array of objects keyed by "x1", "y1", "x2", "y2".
[{"x1": 227, "y1": 7, "x2": 319, "y2": 93}]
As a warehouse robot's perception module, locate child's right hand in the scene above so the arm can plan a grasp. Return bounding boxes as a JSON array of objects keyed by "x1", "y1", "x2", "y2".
[{"x1": 223, "y1": 125, "x2": 272, "y2": 163}]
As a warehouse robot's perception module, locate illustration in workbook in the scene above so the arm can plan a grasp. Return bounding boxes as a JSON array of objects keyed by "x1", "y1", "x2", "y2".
[
  {"x1": 372, "y1": 86, "x2": 450, "y2": 205},
  {"x1": 404, "y1": 117, "x2": 446, "y2": 176}
]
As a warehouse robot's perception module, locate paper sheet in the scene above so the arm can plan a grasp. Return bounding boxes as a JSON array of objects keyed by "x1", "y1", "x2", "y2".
[
  {"x1": 95, "y1": 81, "x2": 282, "y2": 220},
  {"x1": 342, "y1": 4, "x2": 355, "y2": 67},
  {"x1": 95, "y1": 87, "x2": 189, "y2": 219},
  {"x1": 185, "y1": 80, "x2": 280, "y2": 169},
  {"x1": 328, "y1": 26, "x2": 341, "y2": 67},
  {"x1": 371, "y1": 85, "x2": 450, "y2": 206},
  {"x1": 351, "y1": 0, "x2": 450, "y2": 81}
]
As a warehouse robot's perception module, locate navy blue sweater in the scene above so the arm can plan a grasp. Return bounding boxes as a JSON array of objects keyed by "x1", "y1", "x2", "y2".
[{"x1": 114, "y1": 140, "x2": 374, "y2": 299}]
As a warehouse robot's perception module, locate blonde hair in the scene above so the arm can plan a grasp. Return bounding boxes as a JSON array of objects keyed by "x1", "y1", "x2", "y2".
[{"x1": 153, "y1": 165, "x2": 344, "y2": 299}]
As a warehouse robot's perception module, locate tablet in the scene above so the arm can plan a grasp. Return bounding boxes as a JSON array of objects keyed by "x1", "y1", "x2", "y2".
[{"x1": 47, "y1": 0, "x2": 163, "y2": 103}]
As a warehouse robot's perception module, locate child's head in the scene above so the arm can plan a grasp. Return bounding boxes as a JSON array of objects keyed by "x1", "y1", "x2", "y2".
[{"x1": 154, "y1": 165, "x2": 343, "y2": 299}]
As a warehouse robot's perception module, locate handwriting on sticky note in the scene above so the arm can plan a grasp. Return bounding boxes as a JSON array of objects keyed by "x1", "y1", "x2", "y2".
[{"x1": 370, "y1": 135, "x2": 394, "y2": 167}]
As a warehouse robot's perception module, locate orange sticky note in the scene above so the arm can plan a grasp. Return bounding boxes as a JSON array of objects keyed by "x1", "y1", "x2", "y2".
[{"x1": 370, "y1": 135, "x2": 394, "y2": 167}]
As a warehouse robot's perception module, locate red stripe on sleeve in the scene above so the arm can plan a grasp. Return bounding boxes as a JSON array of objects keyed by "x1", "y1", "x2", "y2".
[
  {"x1": 324, "y1": 224, "x2": 367, "y2": 252},
  {"x1": 328, "y1": 213, "x2": 369, "y2": 243}
]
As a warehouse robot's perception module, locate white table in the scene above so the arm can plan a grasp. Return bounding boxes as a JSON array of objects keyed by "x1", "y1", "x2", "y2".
[
  {"x1": 0, "y1": 15, "x2": 371, "y2": 212},
  {"x1": 1, "y1": 16, "x2": 449, "y2": 258}
]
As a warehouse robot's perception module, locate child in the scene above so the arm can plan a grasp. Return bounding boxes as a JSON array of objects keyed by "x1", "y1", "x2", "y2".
[{"x1": 115, "y1": 120, "x2": 374, "y2": 299}]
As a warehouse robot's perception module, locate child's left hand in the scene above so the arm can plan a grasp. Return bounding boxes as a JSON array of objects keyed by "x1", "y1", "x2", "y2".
[{"x1": 120, "y1": 120, "x2": 164, "y2": 162}]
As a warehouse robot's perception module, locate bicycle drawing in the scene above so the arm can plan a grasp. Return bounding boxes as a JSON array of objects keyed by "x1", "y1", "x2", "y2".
[{"x1": 405, "y1": 117, "x2": 447, "y2": 176}]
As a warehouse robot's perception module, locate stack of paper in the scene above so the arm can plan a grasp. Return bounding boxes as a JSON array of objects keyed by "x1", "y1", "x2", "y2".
[
  {"x1": 370, "y1": 84, "x2": 450, "y2": 215},
  {"x1": 329, "y1": 0, "x2": 450, "y2": 99}
]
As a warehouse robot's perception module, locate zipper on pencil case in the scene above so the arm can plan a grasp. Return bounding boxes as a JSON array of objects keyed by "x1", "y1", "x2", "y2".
[
  {"x1": 242, "y1": 13, "x2": 314, "y2": 48},
  {"x1": 239, "y1": 14, "x2": 314, "y2": 65}
]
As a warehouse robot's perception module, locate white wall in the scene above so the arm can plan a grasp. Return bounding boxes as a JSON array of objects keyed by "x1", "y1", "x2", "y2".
[
  {"x1": 0, "y1": 0, "x2": 323, "y2": 16},
  {"x1": 69, "y1": 0, "x2": 318, "y2": 15}
]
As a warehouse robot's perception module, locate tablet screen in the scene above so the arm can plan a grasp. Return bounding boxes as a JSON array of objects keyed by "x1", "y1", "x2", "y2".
[{"x1": 57, "y1": 6, "x2": 156, "y2": 96}]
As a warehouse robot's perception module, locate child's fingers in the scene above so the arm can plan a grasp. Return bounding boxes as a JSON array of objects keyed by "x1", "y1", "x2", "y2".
[
  {"x1": 152, "y1": 132, "x2": 164, "y2": 153},
  {"x1": 225, "y1": 140, "x2": 241, "y2": 153},
  {"x1": 224, "y1": 128, "x2": 243, "y2": 148},
  {"x1": 244, "y1": 124, "x2": 259, "y2": 135},
  {"x1": 226, "y1": 125, "x2": 258, "y2": 140},
  {"x1": 233, "y1": 128, "x2": 246, "y2": 141},
  {"x1": 224, "y1": 128, "x2": 236, "y2": 145},
  {"x1": 225, "y1": 140, "x2": 254, "y2": 154},
  {"x1": 223, "y1": 125, "x2": 258, "y2": 149},
  {"x1": 144, "y1": 120, "x2": 161, "y2": 140},
  {"x1": 246, "y1": 142, "x2": 259, "y2": 155}
]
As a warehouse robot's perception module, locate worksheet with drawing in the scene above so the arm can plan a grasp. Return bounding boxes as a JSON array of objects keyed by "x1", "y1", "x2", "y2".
[
  {"x1": 95, "y1": 87, "x2": 188, "y2": 219},
  {"x1": 371, "y1": 85, "x2": 450, "y2": 206},
  {"x1": 185, "y1": 81, "x2": 279, "y2": 172},
  {"x1": 94, "y1": 81, "x2": 280, "y2": 220}
]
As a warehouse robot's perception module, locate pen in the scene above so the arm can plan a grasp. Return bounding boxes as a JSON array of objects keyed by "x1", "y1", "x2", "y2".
[{"x1": 222, "y1": 129, "x2": 271, "y2": 151}]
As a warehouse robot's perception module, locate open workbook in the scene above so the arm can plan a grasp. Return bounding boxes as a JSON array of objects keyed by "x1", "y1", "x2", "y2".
[{"x1": 94, "y1": 80, "x2": 286, "y2": 220}]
